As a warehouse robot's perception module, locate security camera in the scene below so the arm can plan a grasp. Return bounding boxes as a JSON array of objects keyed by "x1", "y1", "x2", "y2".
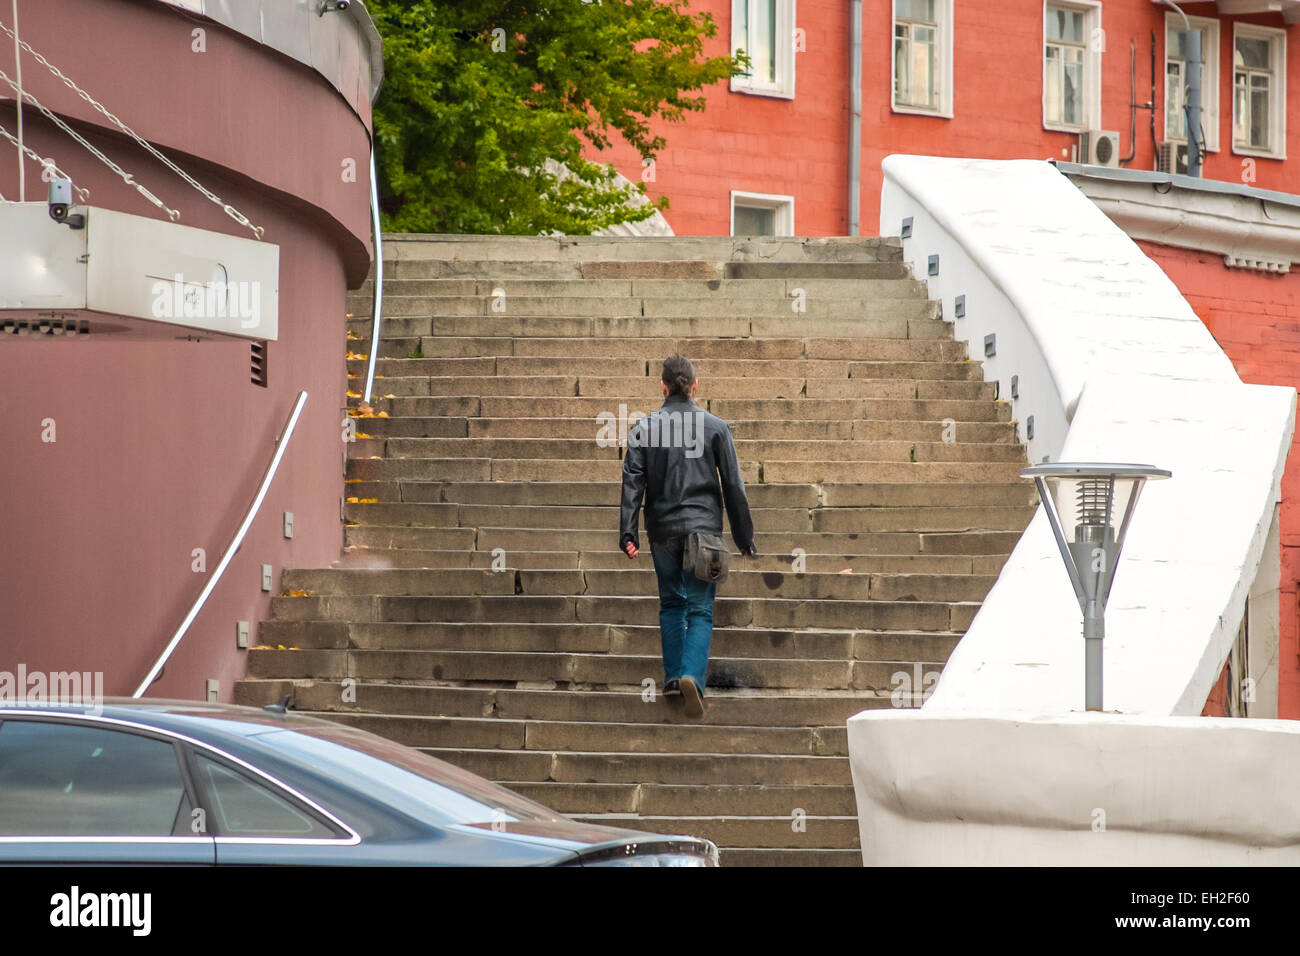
[
  {"x1": 48, "y1": 178, "x2": 71, "y2": 222},
  {"x1": 48, "y1": 178, "x2": 85, "y2": 229}
]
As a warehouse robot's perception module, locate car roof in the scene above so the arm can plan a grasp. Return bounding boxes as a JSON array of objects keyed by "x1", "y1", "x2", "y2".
[{"x1": 0, "y1": 697, "x2": 356, "y2": 743}]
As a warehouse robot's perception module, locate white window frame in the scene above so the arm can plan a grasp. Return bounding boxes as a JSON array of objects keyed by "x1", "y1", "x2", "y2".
[
  {"x1": 730, "y1": 0, "x2": 796, "y2": 99},
  {"x1": 891, "y1": 0, "x2": 954, "y2": 118},
  {"x1": 1041, "y1": 0, "x2": 1102, "y2": 133},
  {"x1": 730, "y1": 191, "x2": 795, "y2": 237},
  {"x1": 1163, "y1": 13, "x2": 1220, "y2": 153},
  {"x1": 1231, "y1": 22, "x2": 1286, "y2": 160}
]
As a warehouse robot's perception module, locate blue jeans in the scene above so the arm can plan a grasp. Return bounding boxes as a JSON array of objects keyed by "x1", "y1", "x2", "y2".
[{"x1": 650, "y1": 536, "x2": 717, "y2": 693}]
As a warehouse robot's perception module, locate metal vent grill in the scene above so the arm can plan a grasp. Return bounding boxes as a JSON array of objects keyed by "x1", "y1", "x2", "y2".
[
  {"x1": 251, "y1": 341, "x2": 268, "y2": 387},
  {"x1": 2, "y1": 317, "x2": 90, "y2": 338}
]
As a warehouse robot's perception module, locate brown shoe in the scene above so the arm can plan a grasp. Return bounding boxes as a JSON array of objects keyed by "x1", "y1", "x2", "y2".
[{"x1": 679, "y1": 677, "x2": 706, "y2": 719}]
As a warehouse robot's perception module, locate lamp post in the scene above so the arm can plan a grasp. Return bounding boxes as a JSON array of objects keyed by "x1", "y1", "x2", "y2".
[{"x1": 1020, "y1": 463, "x2": 1171, "y2": 712}]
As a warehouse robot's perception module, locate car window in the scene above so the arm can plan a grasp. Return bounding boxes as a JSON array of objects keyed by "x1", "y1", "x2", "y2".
[
  {"x1": 0, "y1": 719, "x2": 187, "y2": 836},
  {"x1": 192, "y1": 753, "x2": 338, "y2": 839}
]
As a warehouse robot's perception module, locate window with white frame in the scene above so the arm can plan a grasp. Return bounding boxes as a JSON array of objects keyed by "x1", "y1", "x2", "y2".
[
  {"x1": 1232, "y1": 23, "x2": 1286, "y2": 158},
  {"x1": 1165, "y1": 14, "x2": 1220, "y2": 152},
  {"x1": 731, "y1": 191, "x2": 794, "y2": 237},
  {"x1": 731, "y1": 0, "x2": 796, "y2": 98},
  {"x1": 892, "y1": 0, "x2": 954, "y2": 117},
  {"x1": 1042, "y1": 1, "x2": 1101, "y2": 132}
]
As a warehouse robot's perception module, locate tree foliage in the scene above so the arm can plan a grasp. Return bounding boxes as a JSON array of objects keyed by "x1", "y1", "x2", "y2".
[{"x1": 367, "y1": 0, "x2": 738, "y2": 234}]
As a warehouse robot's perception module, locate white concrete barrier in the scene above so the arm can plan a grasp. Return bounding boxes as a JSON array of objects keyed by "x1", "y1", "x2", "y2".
[{"x1": 850, "y1": 711, "x2": 1300, "y2": 865}]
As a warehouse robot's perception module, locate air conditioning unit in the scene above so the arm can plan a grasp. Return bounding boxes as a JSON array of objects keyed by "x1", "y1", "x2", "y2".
[
  {"x1": 1156, "y1": 140, "x2": 1189, "y2": 175},
  {"x1": 1079, "y1": 129, "x2": 1121, "y2": 167}
]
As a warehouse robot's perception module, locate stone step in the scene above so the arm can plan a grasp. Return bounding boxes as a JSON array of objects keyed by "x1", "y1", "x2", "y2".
[
  {"x1": 382, "y1": 259, "x2": 712, "y2": 280},
  {"x1": 348, "y1": 355, "x2": 983, "y2": 381},
  {"x1": 720, "y1": 847, "x2": 862, "y2": 866},
  {"x1": 354, "y1": 276, "x2": 926, "y2": 300},
  {"x1": 709, "y1": 397, "x2": 1012, "y2": 423},
  {"x1": 247, "y1": 647, "x2": 942, "y2": 693},
  {"x1": 362, "y1": 375, "x2": 984, "y2": 402},
  {"x1": 338, "y1": 500, "x2": 1031, "y2": 534},
  {"x1": 500, "y1": 781, "x2": 860, "y2": 816},
  {"x1": 724, "y1": 261, "x2": 906, "y2": 279},
  {"x1": 341, "y1": 524, "x2": 1021, "y2": 556},
  {"x1": 342, "y1": 454, "x2": 1026, "y2": 484},
  {"x1": 350, "y1": 312, "x2": 947, "y2": 341},
  {"x1": 354, "y1": 415, "x2": 1017, "y2": 444},
  {"x1": 342, "y1": 479, "x2": 826, "y2": 507},
  {"x1": 339, "y1": 475, "x2": 1032, "y2": 515},
  {"x1": 266, "y1": 593, "x2": 979, "y2": 632},
  {"x1": 363, "y1": 374, "x2": 991, "y2": 402},
  {"x1": 379, "y1": 234, "x2": 903, "y2": 264},
  {"x1": 333, "y1": 546, "x2": 1008, "y2": 575},
  {"x1": 418, "y1": 746, "x2": 856, "y2": 786},
  {"x1": 349, "y1": 394, "x2": 1010, "y2": 423},
  {"x1": 571, "y1": 814, "x2": 861, "y2": 850},
  {"x1": 257, "y1": 620, "x2": 963, "y2": 661},
  {"x1": 232, "y1": 680, "x2": 922, "y2": 727},
  {"x1": 357, "y1": 436, "x2": 1020, "y2": 463},
  {"x1": 313, "y1": 711, "x2": 852, "y2": 757},
  {"x1": 370, "y1": 335, "x2": 968, "y2": 362},
  {"x1": 281, "y1": 565, "x2": 1001, "y2": 603},
  {"x1": 354, "y1": 294, "x2": 933, "y2": 320}
]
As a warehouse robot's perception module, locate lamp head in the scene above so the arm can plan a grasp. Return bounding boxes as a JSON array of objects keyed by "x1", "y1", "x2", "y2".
[{"x1": 1020, "y1": 462, "x2": 1170, "y2": 610}]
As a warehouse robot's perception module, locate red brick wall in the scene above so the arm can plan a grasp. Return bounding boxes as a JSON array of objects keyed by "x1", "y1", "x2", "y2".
[
  {"x1": 1202, "y1": 661, "x2": 1231, "y2": 717},
  {"x1": 1137, "y1": 240, "x2": 1300, "y2": 717},
  {"x1": 594, "y1": 1, "x2": 1298, "y2": 236}
]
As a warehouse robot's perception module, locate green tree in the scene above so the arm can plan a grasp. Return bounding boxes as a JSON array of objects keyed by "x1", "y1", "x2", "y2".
[{"x1": 367, "y1": 0, "x2": 739, "y2": 234}]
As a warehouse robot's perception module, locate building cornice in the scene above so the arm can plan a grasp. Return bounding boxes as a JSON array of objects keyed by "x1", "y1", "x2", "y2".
[{"x1": 1060, "y1": 162, "x2": 1300, "y2": 275}]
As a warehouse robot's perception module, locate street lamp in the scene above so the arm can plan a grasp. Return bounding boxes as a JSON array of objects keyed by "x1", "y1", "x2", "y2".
[{"x1": 1020, "y1": 462, "x2": 1172, "y2": 712}]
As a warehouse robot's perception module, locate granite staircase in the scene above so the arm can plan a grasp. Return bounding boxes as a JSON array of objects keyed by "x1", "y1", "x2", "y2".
[{"x1": 235, "y1": 235, "x2": 1032, "y2": 866}]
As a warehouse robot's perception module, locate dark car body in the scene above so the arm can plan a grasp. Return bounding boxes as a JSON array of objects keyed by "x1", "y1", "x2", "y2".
[{"x1": 0, "y1": 699, "x2": 718, "y2": 866}]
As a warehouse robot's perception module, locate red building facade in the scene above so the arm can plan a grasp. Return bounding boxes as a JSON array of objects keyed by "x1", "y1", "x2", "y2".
[
  {"x1": 597, "y1": 0, "x2": 1300, "y2": 715},
  {"x1": 604, "y1": 0, "x2": 1299, "y2": 236}
]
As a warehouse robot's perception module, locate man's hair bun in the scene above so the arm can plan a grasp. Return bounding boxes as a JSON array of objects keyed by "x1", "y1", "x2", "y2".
[{"x1": 662, "y1": 354, "x2": 696, "y2": 399}]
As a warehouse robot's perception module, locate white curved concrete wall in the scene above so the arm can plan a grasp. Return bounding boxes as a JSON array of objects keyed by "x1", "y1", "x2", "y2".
[
  {"x1": 877, "y1": 156, "x2": 1294, "y2": 716},
  {"x1": 850, "y1": 156, "x2": 1296, "y2": 865}
]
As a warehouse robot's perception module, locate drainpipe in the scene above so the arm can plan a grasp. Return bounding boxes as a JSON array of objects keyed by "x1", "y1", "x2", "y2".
[
  {"x1": 12, "y1": 0, "x2": 23, "y2": 201},
  {"x1": 848, "y1": 0, "x2": 862, "y2": 235},
  {"x1": 1157, "y1": 0, "x2": 1202, "y2": 177}
]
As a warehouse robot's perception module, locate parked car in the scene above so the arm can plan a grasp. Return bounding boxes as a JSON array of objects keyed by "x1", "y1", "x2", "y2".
[{"x1": 0, "y1": 698, "x2": 718, "y2": 866}]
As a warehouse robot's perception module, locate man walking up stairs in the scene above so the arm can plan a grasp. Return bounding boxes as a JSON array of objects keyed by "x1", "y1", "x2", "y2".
[{"x1": 621, "y1": 354, "x2": 758, "y2": 718}]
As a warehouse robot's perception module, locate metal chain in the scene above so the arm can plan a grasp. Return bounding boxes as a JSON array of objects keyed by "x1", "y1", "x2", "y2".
[
  {"x1": 0, "y1": 67, "x2": 178, "y2": 221},
  {"x1": 0, "y1": 118, "x2": 88, "y2": 202},
  {"x1": 0, "y1": 19, "x2": 264, "y2": 240}
]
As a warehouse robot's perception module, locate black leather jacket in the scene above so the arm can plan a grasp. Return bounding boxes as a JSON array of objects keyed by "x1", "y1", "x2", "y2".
[{"x1": 619, "y1": 398, "x2": 755, "y2": 552}]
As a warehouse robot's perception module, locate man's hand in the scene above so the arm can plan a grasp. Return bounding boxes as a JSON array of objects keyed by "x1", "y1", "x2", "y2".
[
  {"x1": 624, "y1": 541, "x2": 639, "y2": 559},
  {"x1": 743, "y1": 544, "x2": 758, "y2": 559}
]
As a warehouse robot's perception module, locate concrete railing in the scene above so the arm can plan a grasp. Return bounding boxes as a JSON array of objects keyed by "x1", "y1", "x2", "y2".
[{"x1": 848, "y1": 156, "x2": 1296, "y2": 865}]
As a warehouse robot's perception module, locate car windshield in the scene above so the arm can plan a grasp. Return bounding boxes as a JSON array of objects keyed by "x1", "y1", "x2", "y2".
[{"x1": 253, "y1": 723, "x2": 563, "y2": 828}]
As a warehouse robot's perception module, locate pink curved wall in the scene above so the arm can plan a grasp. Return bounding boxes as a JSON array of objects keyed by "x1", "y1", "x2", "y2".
[{"x1": 0, "y1": 0, "x2": 374, "y2": 700}]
